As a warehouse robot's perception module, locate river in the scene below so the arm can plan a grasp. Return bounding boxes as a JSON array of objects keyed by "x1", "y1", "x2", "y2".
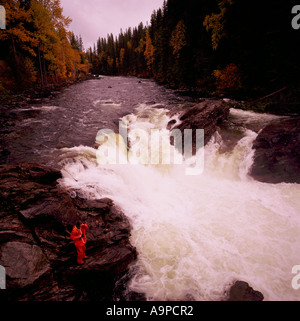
[{"x1": 3, "y1": 76, "x2": 300, "y2": 301}]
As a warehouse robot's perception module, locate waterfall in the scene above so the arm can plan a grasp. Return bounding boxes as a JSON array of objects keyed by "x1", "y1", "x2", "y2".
[{"x1": 58, "y1": 105, "x2": 300, "y2": 301}]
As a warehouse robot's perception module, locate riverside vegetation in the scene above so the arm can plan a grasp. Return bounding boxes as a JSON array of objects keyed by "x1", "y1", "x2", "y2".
[{"x1": 1, "y1": 0, "x2": 300, "y2": 112}]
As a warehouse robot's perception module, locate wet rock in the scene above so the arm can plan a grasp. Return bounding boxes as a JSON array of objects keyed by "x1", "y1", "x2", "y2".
[
  {"x1": 0, "y1": 214, "x2": 35, "y2": 245},
  {"x1": 73, "y1": 197, "x2": 113, "y2": 214},
  {"x1": 0, "y1": 162, "x2": 137, "y2": 301},
  {"x1": 0, "y1": 242, "x2": 51, "y2": 288},
  {"x1": 170, "y1": 100, "x2": 230, "y2": 151},
  {"x1": 167, "y1": 119, "x2": 177, "y2": 129},
  {"x1": 250, "y1": 117, "x2": 300, "y2": 184},
  {"x1": 69, "y1": 244, "x2": 136, "y2": 276},
  {"x1": 228, "y1": 281, "x2": 264, "y2": 301},
  {"x1": 0, "y1": 162, "x2": 61, "y2": 186},
  {"x1": 113, "y1": 267, "x2": 147, "y2": 301}
]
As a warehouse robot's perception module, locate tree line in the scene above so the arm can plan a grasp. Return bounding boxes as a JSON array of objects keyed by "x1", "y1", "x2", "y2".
[
  {"x1": 1, "y1": 0, "x2": 299, "y2": 100},
  {"x1": 0, "y1": 0, "x2": 90, "y2": 94},
  {"x1": 88, "y1": 0, "x2": 300, "y2": 99}
]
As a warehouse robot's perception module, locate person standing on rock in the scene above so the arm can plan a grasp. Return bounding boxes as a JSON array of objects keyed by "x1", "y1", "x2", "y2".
[{"x1": 70, "y1": 221, "x2": 88, "y2": 265}]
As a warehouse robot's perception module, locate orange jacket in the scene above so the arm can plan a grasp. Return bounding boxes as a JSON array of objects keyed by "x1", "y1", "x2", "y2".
[{"x1": 70, "y1": 224, "x2": 88, "y2": 246}]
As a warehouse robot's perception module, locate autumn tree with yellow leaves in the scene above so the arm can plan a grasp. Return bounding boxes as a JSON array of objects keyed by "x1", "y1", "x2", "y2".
[
  {"x1": 0, "y1": 0, "x2": 37, "y2": 88},
  {"x1": 170, "y1": 20, "x2": 187, "y2": 58},
  {"x1": 144, "y1": 31, "x2": 154, "y2": 72},
  {"x1": 0, "y1": 0, "x2": 89, "y2": 92},
  {"x1": 203, "y1": 0, "x2": 233, "y2": 50}
]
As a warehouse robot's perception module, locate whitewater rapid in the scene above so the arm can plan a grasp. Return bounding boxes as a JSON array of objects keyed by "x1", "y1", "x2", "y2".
[{"x1": 58, "y1": 105, "x2": 300, "y2": 301}]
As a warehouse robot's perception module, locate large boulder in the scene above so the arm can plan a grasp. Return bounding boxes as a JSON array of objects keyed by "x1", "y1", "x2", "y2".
[
  {"x1": 250, "y1": 117, "x2": 300, "y2": 184},
  {"x1": 227, "y1": 281, "x2": 264, "y2": 301},
  {"x1": 0, "y1": 163, "x2": 137, "y2": 301},
  {"x1": 0, "y1": 242, "x2": 51, "y2": 288},
  {"x1": 168, "y1": 100, "x2": 230, "y2": 154}
]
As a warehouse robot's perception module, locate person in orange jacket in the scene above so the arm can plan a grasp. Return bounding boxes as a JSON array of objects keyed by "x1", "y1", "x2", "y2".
[{"x1": 70, "y1": 221, "x2": 88, "y2": 265}]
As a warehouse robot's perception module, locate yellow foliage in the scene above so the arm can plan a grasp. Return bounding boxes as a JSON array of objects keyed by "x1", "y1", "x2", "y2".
[
  {"x1": 135, "y1": 37, "x2": 145, "y2": 54},
  {"x1": 0, "y1": 0, "x2": 90, "y2": 88},
  {"x1": 119, "y1": 48, "x2": 125, "y2": 67},
  {"x1": 144, "y1": 31, "x2": 154, "y2": 71},
  {"x1": 30, "y1": 0, "x2": 87, "y2": 82},
  {"x1": 203, "y1": 0, "x2": 233, "y2": 50},
  {"x1": 23, "y1": 57, "x2": 37, "y2": 83},
  {"x1": 0, "y1": 0, "x2": 38, "y2": 55},
  {"x1": 170, "y1": 20, "x2": 187, "y2": 58},
  {"x1": 107, "y1": 56, "x2": 114, "y2": 68},
  {"x1": 127, "y1": 40, "x2": 132, "y2": 50}
]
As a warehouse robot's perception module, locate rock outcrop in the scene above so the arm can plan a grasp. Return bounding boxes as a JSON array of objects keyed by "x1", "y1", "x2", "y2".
[
  {"x1": 250, "y1": 117, "x2": 300, "y2": 184},
  {"x1": 0, "y1": 163, "x2": 137, "y2": 301},
  {"x1": 168, "y1": 100, "x2": 230, "y2": 153},
  {"x1": 168, "y1": 100, "x2": 230, "y2": 143},
  {"x1": 227, "y1": 281, "x2": 264, "y2": 301}
]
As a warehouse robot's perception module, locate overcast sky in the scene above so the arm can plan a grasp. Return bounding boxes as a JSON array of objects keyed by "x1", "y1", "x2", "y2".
[{"x1": 60, "y1": 0, "x2": 165, "y2": 50}]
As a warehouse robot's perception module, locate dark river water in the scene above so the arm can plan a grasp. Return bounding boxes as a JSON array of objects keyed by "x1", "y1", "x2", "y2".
[{"x1": 2, "y1": 76, "x2": 197, "y2": 167}]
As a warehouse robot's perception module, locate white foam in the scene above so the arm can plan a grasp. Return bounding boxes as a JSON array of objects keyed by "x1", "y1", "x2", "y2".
[
  {"x1": 58, "y1": 108, "x2": 300, "y2": 301},
  {"x1": 230, "y1": 108, "x2": 286, "y2": 124}
]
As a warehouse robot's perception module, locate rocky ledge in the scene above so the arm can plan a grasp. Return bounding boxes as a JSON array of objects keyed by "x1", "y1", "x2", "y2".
[
  {"x1": 0, "y1": 162, "x2": 137, "y2": 301},
  {"x1": 227, "y1": 281, "x2": 264, "y2": 301},
  {"x1": 250, "y1": 117, "x2": 300, "y2": 184},
  {"x1": 168, "y1": 100, "x2": 230, "y2": 149}
]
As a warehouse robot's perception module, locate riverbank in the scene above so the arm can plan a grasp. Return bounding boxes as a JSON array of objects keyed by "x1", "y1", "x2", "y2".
[
  {"x1": 0, "y1": 74, "x2": 97, "y2": 109},
  {"x1": 0, "y1": 162, "x2": 137, "y2": 301},
  {"x1": 221, "y1": 86, "x2": 300, "y2": 116}
]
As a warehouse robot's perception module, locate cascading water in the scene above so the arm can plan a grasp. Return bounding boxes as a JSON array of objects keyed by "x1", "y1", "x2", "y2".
[{"x1": 58, "y1": 103, "x2": 300, "y2": 301}]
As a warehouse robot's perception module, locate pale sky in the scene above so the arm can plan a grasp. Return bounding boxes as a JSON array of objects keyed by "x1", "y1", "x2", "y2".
[{"x1": 60, "y1": 0, "x2": 165, "y2": 50}]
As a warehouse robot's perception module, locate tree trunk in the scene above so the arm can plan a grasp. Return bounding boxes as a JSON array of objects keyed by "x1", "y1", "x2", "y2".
[{"x1": 250, "y1": 87, "x2": 288, "y2": 103}]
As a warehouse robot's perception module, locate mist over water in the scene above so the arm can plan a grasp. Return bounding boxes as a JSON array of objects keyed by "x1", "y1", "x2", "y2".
[{"x1": 56, "y1": 80, "x2": 300, "y2": 300}]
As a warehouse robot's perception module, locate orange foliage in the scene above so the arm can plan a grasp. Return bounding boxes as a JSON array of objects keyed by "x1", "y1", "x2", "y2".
[
  {"x1": 213, "y1": 63, "x2": 242, "y2": 91},
  {"x1": 0, "y1": 0, "x2": 90, "y2": 90}
]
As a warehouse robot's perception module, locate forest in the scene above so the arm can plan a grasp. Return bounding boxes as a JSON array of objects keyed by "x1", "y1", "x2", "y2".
[
  {"x1": 0, "y1": 0, "x2": 89, "y2": 95},
  {"x1": 88, "y1": 0, "x2": 300, "y2": 101},
  {"x1": 1, "y1": 0, "x2": 300, "y2": 103}
]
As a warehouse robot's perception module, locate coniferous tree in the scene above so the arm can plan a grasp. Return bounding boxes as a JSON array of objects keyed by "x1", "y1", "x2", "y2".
[{"x1": 89, "y1": 0, "x2": 300, "y2": 101}]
